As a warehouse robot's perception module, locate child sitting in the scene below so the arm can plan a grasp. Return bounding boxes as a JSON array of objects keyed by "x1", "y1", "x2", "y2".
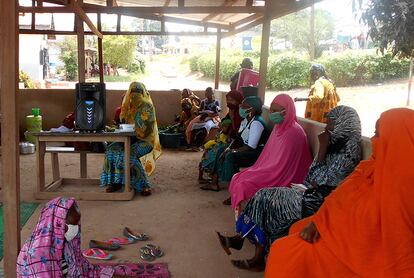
[{"x1": 198, "y1": 118, "x2": 232, "y2": 186}]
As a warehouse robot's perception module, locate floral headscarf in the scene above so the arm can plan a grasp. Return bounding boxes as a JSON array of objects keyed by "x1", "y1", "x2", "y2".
[{"x1": 120, "y1": 82, "x2": 161, "y2": 175}]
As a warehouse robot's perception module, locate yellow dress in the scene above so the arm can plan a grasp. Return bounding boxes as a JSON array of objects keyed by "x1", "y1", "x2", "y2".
[{"x1": 305, "y1": 78, "x2": 340, "y2": 123}]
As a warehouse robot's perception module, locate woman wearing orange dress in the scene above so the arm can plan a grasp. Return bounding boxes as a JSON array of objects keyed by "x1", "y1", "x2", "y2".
[{"x1": 265, "y1": 108, "x2": 414, "y2": 277}]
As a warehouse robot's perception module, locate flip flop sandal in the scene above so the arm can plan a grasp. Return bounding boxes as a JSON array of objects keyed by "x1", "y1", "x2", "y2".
[
  {"x1": 105, "y1": 237, "x2": 135, "y2": 245},
  {"x1": 82, "y1": 248, "x2": 113, "y2": 260},
  {"x1": 222, "y1": 197, "x2": 231, "y2": 206},
  {"x1": 231, "y1": 259, "x2": 265, "y2": 272},
  {"x1": 140, "y1": 188, "x2": 152, "y2": 196},
  {"x1": 216, "y1": 232, "x2": 232, "y2": 255},
  {"x1": 145, "y1": 244, "x2": 164, "y2": 258},
  {"x1": 123, "y1": 227, "x2": 149, "y2": 241},
  {"x1": 140, "y1": 246, "x2": 155, "y2": 262},
  {"x1": 198, "y1": 179, "x2": 212, "y2": 185},
  {"x1": 89, "y1": 240, "x2": 120, "y2": 251},
  {"x1": 200, "y1": 184, "x2": 220, "y2": 192}
]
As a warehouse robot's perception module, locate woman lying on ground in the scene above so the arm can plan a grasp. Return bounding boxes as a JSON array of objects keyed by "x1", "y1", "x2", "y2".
[
  {"x1": 218, "y1": 105, "x2": 362, "y2": 272},
  {"x1": 101, "y1": 82, "x2": 161, "y2": 196},
  {"x1": 265, "y1": 108, "x2": 414, "y2": 277},
  {"x1": 227, "y1": 94, "x2": 312, "y2": 216},
  {"x1": 200, "y1": 96, "x2": 268, "y2": 192},
  {"x1": 186, "y1": 87, "x2": 221, "y2": 148},
  {"x1": 16, "y1": 197, "x2": 141, "y2": 277}
]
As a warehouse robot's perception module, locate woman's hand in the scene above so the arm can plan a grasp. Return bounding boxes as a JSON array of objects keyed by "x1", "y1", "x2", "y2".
[{"x1": 300, "y1": 221, "x2": 320, "y2": 243}]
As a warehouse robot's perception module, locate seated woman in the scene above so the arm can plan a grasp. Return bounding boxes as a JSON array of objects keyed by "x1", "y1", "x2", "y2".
[
  {"x1": 265, "y1": 108, "x2": 414, "y2": 277},
  {"x1": 228, "y1": 94, "x2": 312, "y2": 216},
  {"x1": 17, "y1": 197, "x2": 140, "y2": 277},
  {"x1": 199, "y1": 118, "x2": 232, "y2": 184},
  {"x1": 101, "y1": 82, "x2": 161, "y2": 196},
  {"x1": 217, "y1": 106, "x2": 362, "y2": 272},
  {"x1": 181, "y1": 88, "x2": 201, "y2": 109},
  {"x1": 178, "y1": 97, "x2": 199, "y2": 130},
  {"x1": 186, "y1": 87, "x2": 221, "y2": 148},
  {"x1": 224, "y1": 90, "x2": 244, "y2": 138},
  {"x1": 201, "y1": 96, "x2": 267, "y2": 192}
]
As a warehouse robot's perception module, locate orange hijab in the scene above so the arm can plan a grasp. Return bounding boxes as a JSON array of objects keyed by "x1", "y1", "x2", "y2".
[{"x1": 266, "y1": 108, "x2": 414, "y2": 277}]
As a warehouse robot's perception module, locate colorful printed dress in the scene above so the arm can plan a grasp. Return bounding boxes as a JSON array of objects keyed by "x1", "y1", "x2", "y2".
[
  {"x1": 305, "y1": 77, "x2": 340, "y2": 123},
  {"x1": 101, "y1": 82, "x2": 161, "y2": 192}
]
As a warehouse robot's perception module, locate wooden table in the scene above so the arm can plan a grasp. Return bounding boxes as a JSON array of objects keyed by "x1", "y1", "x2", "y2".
[{"x1": 33, "y1": 131, "x2": 135, "y2": 201}]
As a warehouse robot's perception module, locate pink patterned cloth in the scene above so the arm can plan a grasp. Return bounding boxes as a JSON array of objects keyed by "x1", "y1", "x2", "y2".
[
  {"x1": 229, "y1": 94, "x2": 312, "y2": 209},
  {"x1": 17, "y1": 197, "x2": 114, "y2": 277}
]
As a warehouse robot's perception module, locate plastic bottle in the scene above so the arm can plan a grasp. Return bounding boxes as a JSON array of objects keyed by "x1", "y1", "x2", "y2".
[{"x1": 25, "y1": 108, "x2": 42, "y2": 144}]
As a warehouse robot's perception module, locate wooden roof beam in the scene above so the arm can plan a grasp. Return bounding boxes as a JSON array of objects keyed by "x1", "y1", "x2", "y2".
[
  {"x1": 19, "y1": 5, "x2": 265, "y2": 14},
  {"x1": 71, "y1": 0, "x2": 103, "y2": 38},
  {"x1": 202, "y1": 0, "x2": 237, "y2": 22},
  {"x1": 222, "y1": 17, "x2": 263, "y2": 38},
  {"x1": 229, "y1": 13, "x2": 262, "y2": 29}
]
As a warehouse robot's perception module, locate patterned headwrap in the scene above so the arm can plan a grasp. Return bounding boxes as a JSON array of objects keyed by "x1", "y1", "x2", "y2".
[
  {"x1": 305, "y1": 105, "x2": 362, "y2": 187},
  {"x1": 310, "y1": 64, "x2": 327, "y2": 77},
  {"x1": 120, "y1": 82, "x2": 161, "y2": 175},
  {"x1": 243, "y1": 96, "x2": 263, "y2": 115},
  {"x1": 17, "y1": 197, "x2": 115, "y2": 277}
]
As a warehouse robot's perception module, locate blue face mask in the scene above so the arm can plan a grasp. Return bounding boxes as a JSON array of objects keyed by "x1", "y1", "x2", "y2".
[
  {"x1": 269, "y1": 111, "x2": 285, "y2": 124},
  {"x1": 239, "y1": 107, "x2": 251, "y2": 119}
]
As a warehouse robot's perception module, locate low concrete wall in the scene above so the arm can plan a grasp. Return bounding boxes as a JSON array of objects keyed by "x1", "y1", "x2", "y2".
[{"x1": 19, "y1": 89, "x2": 228, "y2": 136}]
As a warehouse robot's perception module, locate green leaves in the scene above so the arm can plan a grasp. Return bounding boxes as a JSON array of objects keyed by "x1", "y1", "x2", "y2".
[
  {"x1": 361, "y1": 0, "x2": 414, "y2": 58},
  {"x1": 103, "y1": 35, "x2": 138, "y2": 68}
]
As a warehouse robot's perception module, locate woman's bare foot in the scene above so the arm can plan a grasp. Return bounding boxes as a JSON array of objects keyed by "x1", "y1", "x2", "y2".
[
  {"x1": 216, "y1": 232, "x2": 244, "y2": 255},
  {"x1": 106, "y1": 183, "x2": 122, "y2": 193},
  {"x1": 140, "y1": 188, "x2": 152, "y2": 196}
]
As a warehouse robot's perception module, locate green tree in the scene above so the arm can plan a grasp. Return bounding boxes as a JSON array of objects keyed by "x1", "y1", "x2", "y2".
[
  {"x1": 103, "y1": 35, "x2": 137, "y2": 68},
  {"x1": 271, "y1": 9, "x2": 335, "y2": 59},
  {"x1": 57, "y1": 36, "x2": 78, "y2": 81},
  {"x1": 359, "y1": 0, "x2": 414, "y2": 58}
]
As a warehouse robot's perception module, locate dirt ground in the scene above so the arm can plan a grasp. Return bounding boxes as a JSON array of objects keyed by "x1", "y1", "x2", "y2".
[{"x1": 2, "y1": 150, "x2": 262, "y2": 278}]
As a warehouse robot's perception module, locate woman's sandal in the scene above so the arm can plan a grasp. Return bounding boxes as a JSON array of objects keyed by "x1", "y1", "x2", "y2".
[
  {"x1": 139, "y1": 246, "x2": 155, "y2": 262},
  {"x1": 104, "y1": 237, "x2": 135, "y2": 245},
  {"x1": 216, "y1": 232, "x2": 232, "y2": 255},
  {"x1": 82, "y1": 248, "x2": 113, "y2": 260},
  {"x1": 231, "y1": 259, "x2": 265, "y2": 272},
  {"x1": 145, "y1": 244, "x2": 164, "y2": 258},
  {"x1": 89, "y1": 240, "x2": 120, "y2": 251},
  {"x1": 200, "y1": 184, "x2": 220, "y2": 192},
  {"x1": 141, "y1": 188, "x2": 152, "y2": 196},
  {"x1": 123, "y1": 227, "x2": 149, "y2": 241}
]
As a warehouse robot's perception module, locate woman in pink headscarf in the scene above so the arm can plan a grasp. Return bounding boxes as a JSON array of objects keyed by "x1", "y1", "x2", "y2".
[{"x1": 228, "y1": 94, "x2": 312, "y2": 216}]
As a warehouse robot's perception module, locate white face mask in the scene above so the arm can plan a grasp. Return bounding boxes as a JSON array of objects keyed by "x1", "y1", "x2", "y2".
[{"x1": 65, "y1": 224, "x2": 79, "y2": 242}]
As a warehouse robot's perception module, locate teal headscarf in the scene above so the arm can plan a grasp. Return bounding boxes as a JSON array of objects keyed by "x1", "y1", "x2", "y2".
[{"x1": 243, "y1": 96, "x2": 263, "y2": 115}]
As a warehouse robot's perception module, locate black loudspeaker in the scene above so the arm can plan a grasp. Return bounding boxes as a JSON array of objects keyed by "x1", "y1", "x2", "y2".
[{"x1": 75, "y1": 82, "x2": 106, "y2": 131}]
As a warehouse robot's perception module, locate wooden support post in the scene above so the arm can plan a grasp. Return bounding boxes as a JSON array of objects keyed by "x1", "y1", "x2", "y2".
[
  {"x1": 258, "y1": 3, "x2": 272, "y2": 102},
  {"x1": 80, "y1": 152, "x2": 87, "y2": 178},
  {"x1": 0, "y1": 0, "x2": 21, "y2": 276},
  {"x1": 310, "y1": 3, "x2": 315, "y2": 60},
  {"x1": 178, "y1": 0, "x2": 184, "y2": 8},
  {"x1": 408, "y1": 58, "x2": 413, "y2": 107},
  {"x1": 97, "y1": 13, "x2": 104, "y2": 83},
  {"x1": 214, "y1": 28, "x2": 222, "y2": 90},
  {"x1": 31, "y1": 0, "x2": 36, "y2": 30},
  {"x1": 116, "y1": 14, "x2": 121, "y2": 32},
  {"x1": 76, "y1": 1, "x2": 85, "y2": 82}
]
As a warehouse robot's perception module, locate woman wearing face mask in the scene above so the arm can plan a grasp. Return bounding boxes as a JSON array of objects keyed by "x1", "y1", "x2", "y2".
[
  {"x1": 228, "y1": 94, "x2": 312, "y2": 215},
  {"x1": 217, "y1": 105, "x2": 362, "y2": 272},
  {"x1": 201, "y1": 96, "x2": 268, "y2": 192},
  {"x1": 17, "y1": 198, "x2": 109, "y2": 277}
]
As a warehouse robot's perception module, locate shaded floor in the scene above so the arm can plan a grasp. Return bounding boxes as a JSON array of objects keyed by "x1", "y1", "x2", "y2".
[{"x1": 1, "y1": 150, "x2": 262, "y2": 278}]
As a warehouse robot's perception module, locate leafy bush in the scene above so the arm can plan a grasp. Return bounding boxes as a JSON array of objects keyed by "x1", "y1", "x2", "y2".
[
  {"x1": 267, "y1": 55, "x2": 311, "y2": 90},
  {"x1": 187, "y1": 50, "x2": 410, "y2": 90},
  {"x1": 127, "y1": 57, "x2": 146, "y2": 74},
  {"x1": 60, "y1": 51, "x2": 78, "y2": 81},
  {"x1": 19, "y1": 70, "x2": 35, "y2": 89}
]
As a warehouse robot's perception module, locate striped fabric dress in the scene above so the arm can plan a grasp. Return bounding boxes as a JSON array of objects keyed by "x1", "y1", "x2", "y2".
[{"x1": 236, "y1": 106, "x2": 362, "y2": 249}]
